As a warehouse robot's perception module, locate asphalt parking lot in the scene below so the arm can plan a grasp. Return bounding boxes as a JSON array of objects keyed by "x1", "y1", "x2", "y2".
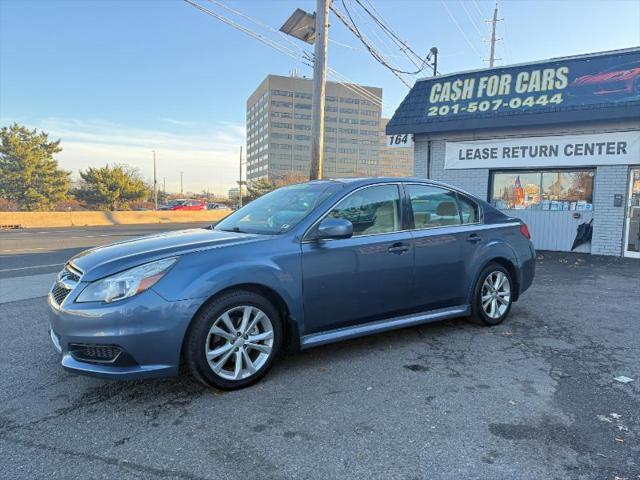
[{"x1": 1, "y1": 226, "x2": 639, "y2": 480}]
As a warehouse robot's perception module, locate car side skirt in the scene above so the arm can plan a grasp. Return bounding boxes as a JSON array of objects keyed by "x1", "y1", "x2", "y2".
[{"x1": 300, "y1": 304, "x2": 470, "y2": 350}]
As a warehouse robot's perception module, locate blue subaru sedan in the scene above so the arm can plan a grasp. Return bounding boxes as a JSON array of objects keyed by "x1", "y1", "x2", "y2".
[{"x1": 48, "y1": 178, "x2": 535, "y2": 390}]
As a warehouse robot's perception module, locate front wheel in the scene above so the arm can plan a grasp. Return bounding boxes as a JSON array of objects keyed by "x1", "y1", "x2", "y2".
[
  {"x1": 468, "y1": 263, "x2": 513, "y2": 326},
  {"x1": 185, "y1": 290, "x2": 282, "y2": 390}
]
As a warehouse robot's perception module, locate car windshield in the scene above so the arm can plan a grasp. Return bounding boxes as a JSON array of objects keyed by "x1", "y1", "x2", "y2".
[{"x1": 215, "y1": 182, "x2": 342, "y2": 235}]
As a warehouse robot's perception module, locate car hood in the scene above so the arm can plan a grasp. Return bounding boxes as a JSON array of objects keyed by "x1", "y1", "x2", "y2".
[{"x1": 70, "y1": 228, "x2": 266, "y2": 282}]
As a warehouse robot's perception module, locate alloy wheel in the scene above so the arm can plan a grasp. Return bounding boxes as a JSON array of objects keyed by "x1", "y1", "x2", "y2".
[
  {"x1": 481, "y1": 271, "x2": 511, "y2": 320},
  {"x1": 205, "y1": 305, "x2": 274, "y2": 381}
]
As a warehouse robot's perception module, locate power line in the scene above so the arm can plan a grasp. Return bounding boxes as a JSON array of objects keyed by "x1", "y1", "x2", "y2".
[
  {"x1": 183, "y1": 0, "x2": 392, "y2": 116},
  {"x1": 330, "y1": 2, "x2": 412, "y2": 87},
  {"x1": 459, "y1": 0, "x2": 485, "y2": 38},
  {"x1": 352, "y1": 0, "x2": 437, "y2": 73},
  {"x1": 357, "y1": 0, "x2": 424, "y2": 68},
  {"x1": 440, "y1": 0, "x2": 483, "y2": 60},
  {"x1": 347, "y1": 0, "x2": 400, "y2": 65},
  {"x1": 206, "y1": 0, "x2": 309, "y2": 55},
  {"x1": 471, "y1": 0, "x2": 490, "y2": 19},
  {"x1": 183, "y1": 0, "x2": 311, "y2": 66}
]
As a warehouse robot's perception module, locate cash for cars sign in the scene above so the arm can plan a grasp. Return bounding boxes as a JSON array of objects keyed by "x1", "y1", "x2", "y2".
[
  {"x1": 385, "y1": 48, "x2": 640, "y2": 135},
  {"x1": 444, "y1": 131, "x2": 640, "y2": 169}
]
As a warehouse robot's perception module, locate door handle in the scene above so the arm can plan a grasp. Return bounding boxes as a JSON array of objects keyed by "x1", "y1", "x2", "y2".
[
  {"x1": 467, "y1": 233, "x2": 482, "y2": 243},
  {"x1": 388, "y1": 242, "x2": 409, "y2": 254}
]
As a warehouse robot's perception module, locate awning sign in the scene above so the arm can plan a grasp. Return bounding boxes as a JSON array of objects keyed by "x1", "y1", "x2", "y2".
[
  {"x1": 444, "y1": 131, "x2": 640, "y2": 169},
  {"x1": 386, "y1": 48, "x2": 640, "y2": 135}
]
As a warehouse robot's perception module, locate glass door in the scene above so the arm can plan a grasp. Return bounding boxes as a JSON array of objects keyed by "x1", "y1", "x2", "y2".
[{"x1": 624, "y1": 168, "x2": 640, "y2": 258}]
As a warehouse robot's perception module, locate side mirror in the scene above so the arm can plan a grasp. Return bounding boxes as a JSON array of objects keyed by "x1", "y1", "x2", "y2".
[{"x1": 316, "y1": 218, "x2": 353, "y2": 240}]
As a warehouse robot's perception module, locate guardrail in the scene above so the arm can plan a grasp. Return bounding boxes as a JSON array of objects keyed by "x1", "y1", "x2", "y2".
[{"x1": 0, "y1": 210, "x2": 232, "y2": 229}]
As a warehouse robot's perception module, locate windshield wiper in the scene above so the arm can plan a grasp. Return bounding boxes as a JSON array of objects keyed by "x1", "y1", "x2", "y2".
[{"x1": 217, "y1": 226, "x2": 248, "y2": 234}]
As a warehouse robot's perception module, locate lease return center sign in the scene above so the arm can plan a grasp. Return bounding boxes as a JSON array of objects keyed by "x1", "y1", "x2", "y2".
[{"x1": 444, "y1": 131, "x2": 640, "y2": 169}]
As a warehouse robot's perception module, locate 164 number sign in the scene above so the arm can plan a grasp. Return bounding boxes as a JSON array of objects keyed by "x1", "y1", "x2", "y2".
[{"x1": 387, "y1": 134, "x2": 414, "y2": 148}]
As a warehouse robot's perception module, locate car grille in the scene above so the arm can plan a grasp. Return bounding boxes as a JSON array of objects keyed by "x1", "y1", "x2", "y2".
[
  {"x1": 51, "y1": 283, "x2": 72, "y2": 305},
  {"x1": 69, "y1": 344, "x2": 122, "y2": 363},
  {"x1": 50, "y1": 263, "x2": 83, "y2": 306},
  {"x1": 61, "y1": 264, "x2": 82, "y2": 283}
]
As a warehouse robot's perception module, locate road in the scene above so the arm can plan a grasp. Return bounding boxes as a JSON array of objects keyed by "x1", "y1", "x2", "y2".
[
  {"x1": 0, "y1": 224, "x2": 208, "y2": 302},
  {"x1": 0, "y1": 226, "x2": 639, "y2": 479}
]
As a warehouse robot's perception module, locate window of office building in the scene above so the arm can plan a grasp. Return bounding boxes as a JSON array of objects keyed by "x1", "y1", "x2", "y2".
[
  {"x1": 271, "y1": 89, "x2": 293, "y2": 97},
  {"x1": 272, "y1": 100, "x2": 292, "y2": 108}
]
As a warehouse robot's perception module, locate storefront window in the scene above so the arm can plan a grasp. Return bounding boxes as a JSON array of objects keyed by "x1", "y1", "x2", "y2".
[
  {"x1": 491, "y1": 170, "x2": 594, "y2": 211},
  {"x1": 491, "y1": 172, "x2": 542, "y2": 210},
  {"x1": 541, "y1": 171, "x2": 594, "y2": 211}
]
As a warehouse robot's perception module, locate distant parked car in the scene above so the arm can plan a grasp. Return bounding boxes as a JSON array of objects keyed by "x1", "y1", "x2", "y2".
[
  {"x1": 206, "y1": 202, "x2": 228, "y2": 210},
  {"x1": 160, "y1": 199, "x2": 206, "y2": 211},
  {"x1": 571, "y1": 60, "x2": 640, "y2": 96},
  {"x1": 48, "y1": 178, "x2": 535, "y2": 390}
]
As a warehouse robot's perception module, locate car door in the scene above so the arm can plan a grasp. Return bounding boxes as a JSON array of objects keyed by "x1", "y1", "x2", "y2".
[
  {"x1": 301, "y1": 184, "x2": 414, "y2": 334},
  {"x1": 405, "y1": 184, "x2": 474, "y2": 311}
]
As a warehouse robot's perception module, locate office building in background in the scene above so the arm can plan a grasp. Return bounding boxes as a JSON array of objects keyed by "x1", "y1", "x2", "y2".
[{"x1": 245, "y1": 74, "x2": 412, "y2": 182}]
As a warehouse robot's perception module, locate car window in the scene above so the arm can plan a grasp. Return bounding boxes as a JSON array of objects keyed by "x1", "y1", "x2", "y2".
[
  {"x1": 407, "y1": 185, "x2": 462, "y2": 229},
  {"x1": 458, "y1": 195, "x2": 479, "y2": 224},
  {"x1": 215, "y1": 182, "x2": 343, "y2": 235},
  {"x1": 328, "y1": 185, "x2": 401, "y2": 236}
]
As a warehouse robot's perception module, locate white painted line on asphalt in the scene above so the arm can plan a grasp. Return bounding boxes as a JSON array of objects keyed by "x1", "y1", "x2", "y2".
[
  {"x1": 0, "y1": 263, "x2": 63, "y2": 273},
  {"x1": 0, "y1": 272, "x2": 57, "y2": 303},
  {"x1": 0, "y1": 247, "x2": 50, "y2": 253}
]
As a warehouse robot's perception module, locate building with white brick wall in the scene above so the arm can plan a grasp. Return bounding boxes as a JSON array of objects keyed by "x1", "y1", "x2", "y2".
[{"x1": 387, "y1": 48, "x2": 640, "y2": 258}]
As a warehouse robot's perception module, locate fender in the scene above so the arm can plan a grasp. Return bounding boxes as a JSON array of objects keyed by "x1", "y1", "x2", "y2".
[
  {"x1": 465, "y1": 236, "x2": 519, "y2": 305},
  {"x1": 152, "y1": 238, "x2": 304, "y2": 327}
]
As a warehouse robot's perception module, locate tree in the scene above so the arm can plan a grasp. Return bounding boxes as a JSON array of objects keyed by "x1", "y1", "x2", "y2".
[
  {"x1": 273, "y1": 172, "x2": 309, "y2": 188},
  {"x1": 246, "y1": 177, "x2": 276, "y2": 201},
  {"x1": 75, "y1": 164, "x2": 149, "y2": 210},
  {"x1": 0, "y1": 123, "x2": 71, "y2": 211}
]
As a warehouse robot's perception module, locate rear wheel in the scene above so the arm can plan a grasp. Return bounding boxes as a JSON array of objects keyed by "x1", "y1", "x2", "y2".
[
  {"x1": 185, "y1": 290, "x2": 282, "y2": 390},
  {"x1": 468, "y1": 263, "x2": 513, "y2": 326}
]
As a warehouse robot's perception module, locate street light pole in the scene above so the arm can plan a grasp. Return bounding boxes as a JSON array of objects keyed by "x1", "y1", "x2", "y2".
[
  {"x1": 430, "y1": 47, "x2": 438, "y2": 76},
  {"x1": 309, "y1": 0, "x2": 329, "y2": 180},
  {"x1": 180, "y1": 171, "x2": 184, "y2": 195},
  {"x1": 152, "y1": 150, "x2": 158, "y2": 210}
]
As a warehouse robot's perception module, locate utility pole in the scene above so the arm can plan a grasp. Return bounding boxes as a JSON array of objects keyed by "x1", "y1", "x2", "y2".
[
  {"x1": 152, "y1": 150, "x2": 158, "y2": 210},
  {"x1": 280, "y1": 3, "x2": 328, "y2": 179},
  {"x1": 310, "y1": 0, "x2": 329, "y2": 180},
  {"x1": 163, "y1": 177, "x2": 166, "y2": 195},
  {"x1": 238, "y1": 146, "x2": 243, "y2": 209},
  {"x1": 180, "y1": 171, "x2": 184, "y2": 195},
  {"x1": 488, "y1": 2, "x2": 501, "y2": 67}
]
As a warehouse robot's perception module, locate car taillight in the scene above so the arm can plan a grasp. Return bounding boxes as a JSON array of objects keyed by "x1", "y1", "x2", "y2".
[{"x1": 519, "y1": 222, "x2": 531, "y2": 240}]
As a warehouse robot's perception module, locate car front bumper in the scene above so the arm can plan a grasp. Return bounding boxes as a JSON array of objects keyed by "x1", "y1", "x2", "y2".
[{"x1": 47, "y1": 287, "x2": 204, "y2": 380}]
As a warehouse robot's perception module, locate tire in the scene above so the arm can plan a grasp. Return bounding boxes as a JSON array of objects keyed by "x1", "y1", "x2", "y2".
[
  {"x1": 468, "y1": 263, "x2": 513, "y2": 326},
  {"x1": 185, "y1": 290, "x2": 282, "y2": 390}
]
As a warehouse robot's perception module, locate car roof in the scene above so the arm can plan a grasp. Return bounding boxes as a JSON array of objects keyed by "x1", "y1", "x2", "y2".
[{"x1": 327, "y1": 176, "x2": 463, "y2": 189}]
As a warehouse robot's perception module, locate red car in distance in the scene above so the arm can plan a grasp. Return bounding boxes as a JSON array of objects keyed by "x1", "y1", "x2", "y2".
[
  {"x1": 161, "y1": 199, "x2": 206, "y2": 211},
  {"x1": 572, "y1": 60, "x2": 640, "y2": 96}
]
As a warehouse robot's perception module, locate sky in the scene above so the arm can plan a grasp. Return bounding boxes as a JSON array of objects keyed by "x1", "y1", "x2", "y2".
[{"x1": 1, "y1": 0, "x2": 639, "y2": 195}]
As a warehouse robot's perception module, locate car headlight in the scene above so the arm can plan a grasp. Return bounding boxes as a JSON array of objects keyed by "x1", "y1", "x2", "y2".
[{"x1": 76, "y1": 257, "x2": 177, "y2": 303}]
